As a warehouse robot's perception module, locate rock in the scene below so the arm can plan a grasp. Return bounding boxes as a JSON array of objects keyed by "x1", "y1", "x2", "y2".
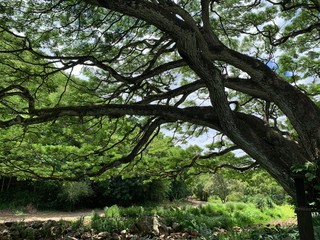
[
  {"x1": 153, "y1": 215, "x2": 169, "y2": 236},
  {"x1": 72, "y1": 230, "x2": 82, "y2": 238},
  {"x1": 0, "y1": 229, "x2": 11, "y2": 240},
  {"x1": 4, "y1": 222, "x2": 14, "y2": 228},
  {"x1": 1, "y1": 229, "x2": 10, "y2": 236},
  {"x1": 233, "y1": 226, "x2": 241, "y2": 232},
  {"x1": 67, "y1": 236, "x2": 78, "y2": 240},
  {"x1": 97, "y1": 231, "x2": 110, "y2": 239},
  {"x1": 51, "y1": 225, "x2": 63, "y2": 236},
  {"x1": 23, "y1": 226, "x2": 36, "y2": 238},
  {"x1": 111, "y1": 232, "x2": 121, "y2": 240},
  {"x1": 10, "y1": 229, "x2": 21, "y2": 238},
  {"x1": 81, "y1": 231, "x2": 92, "y2": 239},
  {"x1": 132, "y1": 215, "x2": 169, "y2": 236},
  {"x1": 30, "y1": 221, "x2": 43, "y2": 229},
  {"x1": 42, "y1": 220, "x2": 56, "y2": 232},
  {"x1": 132, "y1": 217, "x2": 152, "y2": 235},
  {"x1": 0, "y1": 232, "x2": 11, "y2": 240},
  {"x1": 172, "y1": 222, "x2": 183, "y2": 232}
]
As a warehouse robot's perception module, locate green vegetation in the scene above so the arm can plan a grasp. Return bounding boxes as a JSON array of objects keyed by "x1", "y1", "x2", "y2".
[
  {"x1": 210, "y1": 225, "x2": 299, "y2": 240},
  {"x1": 0, "y1": 162, "x2": 290, "y2": 213},
  {"x1": 87, "y1": 202, "x2": 295, "y2": 239},
  {"x1": 0, "y1": 0, "x2": 320, "y2": 208},
  {"x1": 0, "y1": 176, "x2": 187, "y2": 211},
  {"x1": 2, "y1": 209, "x2": 299, "y2": 240},
  {"x1": 1, "y1": 1, "x2": 320, "y2": 239}
]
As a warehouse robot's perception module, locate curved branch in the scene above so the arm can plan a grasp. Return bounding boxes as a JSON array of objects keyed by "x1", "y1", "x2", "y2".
[
  {"x1": 137, "y1": 75, "x2": 271, "y2": 105},
  {"x1": 0, "y1": 85, "x2": 35, "y2": 113},
  {"x1": 266, "y1": 0, "x2": 320, "y2": 11},
  {"x1": 224, "y1": 77, "x2": 271, "y2": 101},
  {"x1": 197, "y1": 145, "x2": 239, "y2": 159},
  {"x1": 137, "y1": 79, "x2": 205, "y2": 104},
  {"x1": 206, "y1": 161, "x2": 259, "y2": 174},
  {"x1": 0, "y1": 104, "x2": 222, "y2": 132},
  {"x1": 86, "y1": 117, "x2": 165, "y2": 177},
  {"x1": 272, "y1": 22, "x2": 320, "y2": 46}
]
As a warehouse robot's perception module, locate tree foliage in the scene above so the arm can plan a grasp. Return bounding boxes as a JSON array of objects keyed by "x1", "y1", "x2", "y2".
[{"x1": 0, "y1": 0, "x2": 320, "y2": 206}]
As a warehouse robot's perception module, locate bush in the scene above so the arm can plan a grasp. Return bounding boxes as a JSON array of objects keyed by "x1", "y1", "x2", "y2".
[
  {"x1": 201, "y1": 203, "x2": 227, "y2": 216},
  {"x1": 0, "y1": 175, "x2": 193, "y2": 210},
  {"x1": 0, "y1": 179, "x2": 63, "y2": 211},
  {"x1": 104, "y1": 205, "x2": 120, "y2": 218},
  {"x1": 168, "y1": 180, "x2": 191, "y2": 201},
  {"x1": 57, "y1": 181, "x2": 93, "y2": 210},
  {"x1": 120, "y1": 206, "x2": 145, "y2": 218},
  {"x1": 91, "y1": 209, "x2": 132, "y2": 232},
  {"x1": 146, "y1": 179, "x2": 171, "y2": 202},
  {"x1": 93, "y1": 176, "x2": 171, "y2": 206},
  {"x1": 250, "y1": 195, "x2": 275, "y2": 210}
]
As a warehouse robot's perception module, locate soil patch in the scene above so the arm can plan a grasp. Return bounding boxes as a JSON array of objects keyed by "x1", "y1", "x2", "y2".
[{"x1": 0, "y1": 209, "x2": 103, "y2": 223}]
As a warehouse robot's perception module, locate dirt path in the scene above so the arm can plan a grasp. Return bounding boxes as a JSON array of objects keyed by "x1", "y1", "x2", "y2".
[
  {"x1": 0, "y1": 209, "x2": 103, "y2": 223},
  {"x1": 0, "y1": 199, "x2": 205, "y2": 224},
  {"x1": 268, "y1": 217, "x2": 297, "y2": 226}
]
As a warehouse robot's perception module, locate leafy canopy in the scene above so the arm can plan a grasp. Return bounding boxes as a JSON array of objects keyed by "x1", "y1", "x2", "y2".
[{"x1": 0, "y1": 0, "x2": 319, "y2": 205}]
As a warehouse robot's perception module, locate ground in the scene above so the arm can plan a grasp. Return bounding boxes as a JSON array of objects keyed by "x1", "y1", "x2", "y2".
[
  {"x1": 0, "y1": 209, "x2": 103, "y2": 223},
  {"x1": 0, "y1": 198, "x2": 297, "y2": 225}
]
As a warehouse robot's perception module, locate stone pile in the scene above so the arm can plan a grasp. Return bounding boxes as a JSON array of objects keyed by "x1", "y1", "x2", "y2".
[{"x1": 0, "y1": 216, "x2": 200, "y2": 239}]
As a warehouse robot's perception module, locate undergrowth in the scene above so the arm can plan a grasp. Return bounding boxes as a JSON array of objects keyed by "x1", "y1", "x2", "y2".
[{"x1": 89, "y1": 202, "x2": 296, "y2": 239}]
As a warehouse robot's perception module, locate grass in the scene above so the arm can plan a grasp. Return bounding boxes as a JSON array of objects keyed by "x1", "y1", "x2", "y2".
[
  {"x1": 88, "y1": 201, "x2": 296, "y2": 238},
  {"x1": 1, "y1": 201, "x2": 299, "y2": 239},
  {"x1": 208, "y1": 225, "x2": 300, "y2": 240}
]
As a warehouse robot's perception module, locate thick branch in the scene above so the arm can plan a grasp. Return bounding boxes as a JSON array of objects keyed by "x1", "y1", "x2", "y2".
[
  {"x1": 272, "y1": 22, "x2": 320, "y2": 46},
  {"x1": 224, "y1": 77, "x2": 271, "y2": 101},
  {"x1": 86, "y1": 118, "x2": 165, "y2": 177},
  {"x1": 215, "y1": 44, "x2": 320, "y2": 160},
  {"x1": 0, "y1": 85, "x2": 35, "y2": 113},
  {"x1": 197, "y1": 145, "x2": 239, "y2": 159},
  {"x1": 137, "y1": 80, "x2": 205, "y2": 104},
  {"x1": 207, "y1": 161, "x2": 259, "y2": 174}
]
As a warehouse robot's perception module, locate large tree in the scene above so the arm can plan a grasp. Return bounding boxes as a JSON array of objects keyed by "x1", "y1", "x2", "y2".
[{"x1": 0, "y1": 0, "x2": 319, "y2": 205}]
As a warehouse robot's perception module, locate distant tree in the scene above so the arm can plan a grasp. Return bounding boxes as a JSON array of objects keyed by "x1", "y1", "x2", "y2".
[
  {"x1": 211, "y1": 173, "x2": 230, "y2": 203},
  {"x1": 0, "y1": 0, "x2": 319, "y2": 207}
]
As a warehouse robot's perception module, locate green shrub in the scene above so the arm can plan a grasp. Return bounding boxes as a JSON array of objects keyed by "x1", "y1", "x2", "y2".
[
  {"x1": 71, "y1": 216, "x2": 86, "y2": 231},
  {"x1": 104, "y1": 205, "x2": 121, "y2": 218},
  {"x1": 225, "y1": 202, "x2": 247, "y2": 212},
  {"x1": 245, "y1": 225, "x2": 299, "y2": 240},
  {"x1": 91, "y1": 210, "x2": 131, "y2": 232},
  {"x1": 240, "y1": 205, "x2": 269, "y2": 224},
  {"x1": 57, "y1": 181, "x2": 93, "y2": 210},
  {"x1": 202, "y1": 203, "x2": 227, "y2": 216},
  {"x1": 89, "y1": 201, "x2": 295, "y2": 238},
  {"x1": 168, "y1": 180, "x2": 191, "y2": 200},
  {"x1": 94, "y1": 176, "x2": 171, "y2": 206},
  {"x1": 249, "y1": 195, "x2": 275, "y2": 210},
  {"x1": 147, "y1": 179, "x2": 171, "y2": 202},
  {"x1": 120, "y1": 206, "x2": 145, "y2": 218}
]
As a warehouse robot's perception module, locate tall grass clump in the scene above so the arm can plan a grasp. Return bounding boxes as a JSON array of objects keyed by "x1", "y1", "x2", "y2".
[
  {"x1": 91, "y1": 208, "x2": 132, "y2": 232},
  {"x1": 104, "y1": 205, "x2": 120, "y2": 218},
  {"x1": 200, "y1": 203, "x2": 228, "y2": 216},
  {"x1": 120, "y1": 206, "x2": 145, "y2": 218}
]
